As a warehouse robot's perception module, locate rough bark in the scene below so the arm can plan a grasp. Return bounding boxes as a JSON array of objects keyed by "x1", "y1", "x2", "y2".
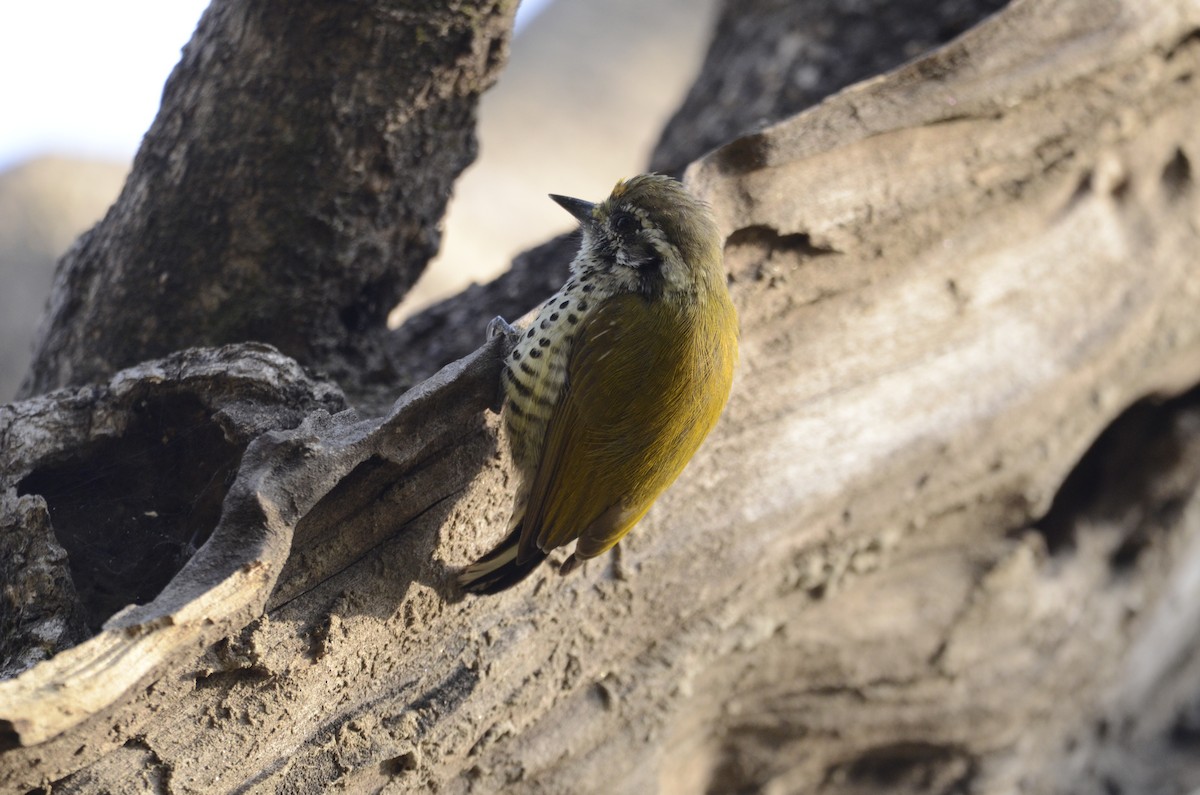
[
  {"x1": 0, "y1": 345, "x2": 347, "y2": 673},
  {"x1": 18, "y1": 0, "x2": 516, "y2": 405},
  {"x1": 3, "y1": 0, "x2": 1200, "y2": 793}
]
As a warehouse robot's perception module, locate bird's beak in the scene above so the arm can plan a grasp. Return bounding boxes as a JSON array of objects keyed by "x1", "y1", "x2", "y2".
[{"x1": 549, "y1": 194, "x2": 596, "y2": 224}]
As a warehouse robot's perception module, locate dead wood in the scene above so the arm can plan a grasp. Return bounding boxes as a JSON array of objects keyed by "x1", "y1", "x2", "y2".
[
  {"x1": 2, "y1": 0, "x2": 1200, "y2": 793},
  {"x1": 650, "y1": 0, "x2": 1012, "y2": 175}
]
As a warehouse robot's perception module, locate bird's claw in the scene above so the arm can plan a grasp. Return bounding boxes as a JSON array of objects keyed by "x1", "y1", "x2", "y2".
[
  {"x1": 487, "y1": 316, "x2": 519, "y2": 414},
  {"x1": 487, "y1": 315, "x2": 518, "y2": 342}
]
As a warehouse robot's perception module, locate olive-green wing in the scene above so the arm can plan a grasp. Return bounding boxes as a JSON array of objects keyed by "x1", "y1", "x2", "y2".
[{"x1": 516, "y1": 292, "x2": 736, "y2": 563}]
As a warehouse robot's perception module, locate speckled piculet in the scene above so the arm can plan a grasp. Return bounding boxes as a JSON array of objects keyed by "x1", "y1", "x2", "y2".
[{"x1": 459, "y1": 174, "x2": 738, "y2": 594}]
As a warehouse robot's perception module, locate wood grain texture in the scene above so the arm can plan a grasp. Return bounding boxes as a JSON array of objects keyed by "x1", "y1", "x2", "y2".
[{"x1": 2, "y1": 0, "x2": 1200, "y2": 792}]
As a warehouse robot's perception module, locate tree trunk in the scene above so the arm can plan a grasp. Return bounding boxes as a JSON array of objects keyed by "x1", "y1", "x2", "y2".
[
  {"x1": 17, "y1": 0, "x2": 515, "y2": 407},
  {"x1": 4, "y1": 0, "x2": 1200, "y2": 793}
]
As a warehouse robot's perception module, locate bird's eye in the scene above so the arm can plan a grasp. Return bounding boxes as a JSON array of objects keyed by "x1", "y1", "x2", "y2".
[{"x1": 611, "y1": 211, "x2": 637, "y2": 236}]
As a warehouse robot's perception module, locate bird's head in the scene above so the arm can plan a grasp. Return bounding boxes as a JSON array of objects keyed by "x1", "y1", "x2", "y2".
[{"x1": 550, "y1": 173, "x2": 724, "y2": 301}]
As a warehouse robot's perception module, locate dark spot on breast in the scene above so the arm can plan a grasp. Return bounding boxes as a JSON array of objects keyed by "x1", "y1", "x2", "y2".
[
  {"x1": 578, "y1": 300, "x2": 590, "y2": 311},
  {"x1": 567, "y1": 313, "x2": 579, "y2": 324},
  {"x1": 512, "y1": 349, "x2": 521, "y2": 360},
  {"x1": 508, "y1": 374, "x2": 532, "y2": 397},
  {"x1": 540, "y1": 319, "x2": 550, "y2": 330},
  {"x1": 527, "y1": 328, "x2": 535, "y2": 339},
  {"x1": 560, "y1": 300, "x2": 570, "y2": 309},
  {"x1": 550, "y1": 312, "x2": 560, "y2": 321},
  {"x1": 538, "y1": 338, "x2": 550, "y2": 348},
  {"x1": 519, "y1": 362, "x2": 535, "y2": 376},
  {"x1": 529, "y1": 349, "x2": 542, "y2": 359}
]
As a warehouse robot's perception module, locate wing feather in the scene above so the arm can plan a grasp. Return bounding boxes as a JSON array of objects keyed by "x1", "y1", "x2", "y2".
[{"x1": 516, "y1": 291, "x2": 736, "y2": 562}]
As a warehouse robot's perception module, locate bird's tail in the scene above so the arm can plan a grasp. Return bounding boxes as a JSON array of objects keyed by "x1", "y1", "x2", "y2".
[{"x1": 458, "y1": 524, "x2": 547, "y2": 595}]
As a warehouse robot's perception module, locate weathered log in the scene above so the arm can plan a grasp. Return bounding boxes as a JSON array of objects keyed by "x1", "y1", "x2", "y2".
[
  {"x1": 0, "y1": 346, "x2": 346, "y2": 718},
  {"x1": 649, "y1": 0, "x2": 1012, "y2": 175},
  {"x1": 2, "y1": 0, "x2": 1200, "y2": 792}
]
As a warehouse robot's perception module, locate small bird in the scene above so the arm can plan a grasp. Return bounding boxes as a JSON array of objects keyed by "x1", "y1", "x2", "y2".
[{"x1": 459, "y1": 174, "x2": 738, "y2": 594}]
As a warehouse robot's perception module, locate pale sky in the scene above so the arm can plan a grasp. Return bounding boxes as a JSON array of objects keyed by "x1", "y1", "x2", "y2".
[{"x1": 0, "y1": 0, "x2": 551, "y2": 170}]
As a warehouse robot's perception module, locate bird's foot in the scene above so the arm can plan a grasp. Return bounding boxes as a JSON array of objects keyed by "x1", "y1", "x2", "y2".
[
  {"x1": 487, "y1": 315, "x2": 519, "y2": 342},
  {"x1": 487, "y1": 316, "x2": 519, "y2": 414}
]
